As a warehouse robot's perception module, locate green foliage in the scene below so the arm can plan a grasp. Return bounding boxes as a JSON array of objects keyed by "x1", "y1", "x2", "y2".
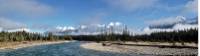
[
  {"x1": 131, "y1": 28, "x2": 198, "y2": 43},
  {"x1": 71, "y1": 29, "x2": 198, "y2": 43},
  {"x1": 0, "y1": 29, "x2": 197, "y2": 43},
  {"x1": 0, "y1": 31, "x2": 72, "y2": 42}
]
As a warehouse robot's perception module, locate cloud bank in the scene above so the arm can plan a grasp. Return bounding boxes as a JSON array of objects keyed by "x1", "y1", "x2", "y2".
[
  {"x1": 142, "y1": 16, "x2": 198, "y2": 35},
  {"x1": 147, "y1": 16, "x2": 186, "y2": 27},
  {"x1": 143, "y1": 24, "x2": 198, "y2": 34},
  {"x1": 0, "y1": 17, "x2": 26, "y2": 30}
]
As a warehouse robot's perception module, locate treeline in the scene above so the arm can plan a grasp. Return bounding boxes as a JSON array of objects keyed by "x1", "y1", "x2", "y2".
[
  {"x1": 132, "y1": 29, "x2": 198, "y2": 43},
  {"x1": 71, "y1": 29, "x2": 198, "y2": 43},
  {"x1": 0, "y1": 31, "x2": 72, "y2": 42},
  {"x1": 0, "y1": 29, "x2": 198, "y2": 43}
]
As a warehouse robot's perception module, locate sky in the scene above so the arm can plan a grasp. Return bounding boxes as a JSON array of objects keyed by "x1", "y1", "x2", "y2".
[{"x1": 0, "y1": 0, "x2": 198, "y2": 32}]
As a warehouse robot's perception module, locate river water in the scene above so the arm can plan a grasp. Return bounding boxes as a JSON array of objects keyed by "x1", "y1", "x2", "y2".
[{"x1": 0, "y1": 41, "x2": 152, "y2": 56}]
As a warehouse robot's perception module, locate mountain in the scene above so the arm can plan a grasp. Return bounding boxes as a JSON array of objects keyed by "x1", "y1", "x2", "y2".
[
  {"x1": 149, "y1": 16, "x2": 187, "y2": 29},
  {"x1": 186, "y1": 17, "x2": 198, "y2": 24},
  {"x1": 49, "y1": 22, "x2": 129, "y2": 35},
  {"x1": 149, "y1": 16, "x2": 197, "y2": 29},
  {"x1": 48, "y1": 16, "x2": 198, "y2": 35},
  {"x1": 5, "y1": 28, "x2": 30, "y2": 32},
  {"x1": 142, "y1": 16, "x2": 198, "y2": 34}
]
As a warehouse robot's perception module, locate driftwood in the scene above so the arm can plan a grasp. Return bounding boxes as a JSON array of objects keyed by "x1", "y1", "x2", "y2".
[
  {"x1": 102, "y1": 41, "x2": 125, "y2": 46},
  {"x1": 102, "y1": 42, "x2": 112, "y2": 46},
  {"x1": 102, "y1": 41, "x2": 197, "y2": 48}
]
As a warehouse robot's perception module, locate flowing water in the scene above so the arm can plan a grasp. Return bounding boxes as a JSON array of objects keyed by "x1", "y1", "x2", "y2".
[{"x1": 0, "y1": 41, "x2": 151, "y2": 56}]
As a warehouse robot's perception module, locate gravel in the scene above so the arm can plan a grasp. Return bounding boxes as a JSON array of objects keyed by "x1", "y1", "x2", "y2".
[{"x1": 81, "y1": 42, "x2": 198, "y2": 56}]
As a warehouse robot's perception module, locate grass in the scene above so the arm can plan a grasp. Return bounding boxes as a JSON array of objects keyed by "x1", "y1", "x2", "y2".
[{"x1": 0, "y1": 40, "x2": 65, "y2": 49}]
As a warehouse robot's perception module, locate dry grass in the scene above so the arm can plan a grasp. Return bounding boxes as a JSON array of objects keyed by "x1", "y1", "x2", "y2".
[{"x1": 0, "y1": 41, "x2": 68, "y2": 50}]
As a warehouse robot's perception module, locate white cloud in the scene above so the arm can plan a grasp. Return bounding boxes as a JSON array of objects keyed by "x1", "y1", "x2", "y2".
[
  {"x1": 55, "y1": 26, "x2": 75, "y2": 31},
  {"x1": 97, "y1": 24, "x2": 106, "y2": 27},
  {"x1": 30, "y1": 24, "x2": 54, "y2": 30},
  {"x1": 0, "y1": 17, "x2": 48, "y2": 33},
  {"x1": 142, "y1": 15, "x2": 198, "y2": 35},
  {"x1": 79, "y1": 25, "x2": 87, "y2": 29},
  {"x1": 7, "y1": 28, "x2": 30, "y2": 32},
  {"x1": 108, "y1": 22, "x2": 122, "y2": 27},
  {"x1": 142, "y1": 23, "x2": 198, "y2": 35},
  {"x1": 0, "y1": 27, "x2": 2, "y2": 32},
  {"x1": 67, "y1": 26, "x2": 75, "y2": 30},
  {"x1": 147, "y1": 16, "x2": 186, "y2": 26},
  {"x1": 0, "y1": 17, "x2": 26, "y2": 30},
  {"x1": 184, "y1": 0, "x2": 198, "y2": 13},
  {"x1": 0, "y1": 0, "x2": 53, "y2": 17},
  {"x1": 143, "y1": 27, "x2": 173, "y2": 34},
  {"x1": 115, "y1": 22, "x2": 122, "y2": 26},
  {"x1": 173, "y1": 23, "x2": 198, "y2": 30},
  {"x1": 108, "y1": 22, "x2": 115, "y2": 26},
  {"x1": 105, "y1": 0, "x2": 158, "y2": 11}
]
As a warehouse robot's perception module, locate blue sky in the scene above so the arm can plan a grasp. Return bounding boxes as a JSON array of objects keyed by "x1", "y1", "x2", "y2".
[{"x1": 0, "y1": 0, "x2": 197, "y2": 32}]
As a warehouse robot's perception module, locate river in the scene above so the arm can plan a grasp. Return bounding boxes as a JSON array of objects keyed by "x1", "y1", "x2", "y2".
[{"x1": 0, "y1": 41, "x2": 152, "y2": 56}]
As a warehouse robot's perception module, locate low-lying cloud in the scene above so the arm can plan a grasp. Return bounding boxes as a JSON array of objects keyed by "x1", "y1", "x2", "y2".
[
  {"x1": 147, "y1": 16, "x2": 186, "y2": 27},
  {"x1": 0, "y1": 17, "x2": 26, "y2": 30},
  {"x1": 143, "y1": 23, "x2": 198, "y2": 34}
]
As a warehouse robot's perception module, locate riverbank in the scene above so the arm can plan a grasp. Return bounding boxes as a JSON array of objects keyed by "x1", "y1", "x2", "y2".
[
  {"x1": 0, "y1": 41, "x2": 197, "y2": 55},
  {"x1": 0, "y1": 41, "x2": 70, "y2": 50},
  {"x1": 81, "y1": 42, "x2": 198, "y2": 55}
]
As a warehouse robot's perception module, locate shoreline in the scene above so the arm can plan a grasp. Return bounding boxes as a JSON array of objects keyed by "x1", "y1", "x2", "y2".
[
  {"x1": 112, "y1": 41, "x2": 198, "y2": 48},
  {"x1": 0, "y1": 41, "x2": 70, "y2": 50}
]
